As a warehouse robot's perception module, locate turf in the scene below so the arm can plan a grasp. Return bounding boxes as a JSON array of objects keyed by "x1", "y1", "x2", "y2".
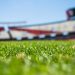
[{"x1": 0, "y1": 40, "x2": 75, "y2": 75}]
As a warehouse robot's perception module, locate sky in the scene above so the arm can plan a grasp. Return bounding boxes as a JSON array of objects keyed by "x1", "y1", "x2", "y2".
[{"x1": 0, "y1": 0, "x2": 75, "y2": 24}]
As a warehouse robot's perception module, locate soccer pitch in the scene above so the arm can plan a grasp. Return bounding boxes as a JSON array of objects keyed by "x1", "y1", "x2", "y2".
[{"x1": 0, "y1": 40, "x2": 75, "y2": 75}]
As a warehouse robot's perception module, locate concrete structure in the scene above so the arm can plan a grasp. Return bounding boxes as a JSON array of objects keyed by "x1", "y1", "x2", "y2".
[{"x1": 0, "y1": 20, "x2": 75, "y2": 40}]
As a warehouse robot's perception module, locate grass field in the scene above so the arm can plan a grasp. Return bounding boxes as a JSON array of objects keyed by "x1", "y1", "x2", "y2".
[{"x1": 0, "y1": 40, "x2": 75, "y2": 75}]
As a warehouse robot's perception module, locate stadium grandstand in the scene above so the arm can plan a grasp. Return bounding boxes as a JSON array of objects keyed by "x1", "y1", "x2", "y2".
[{"x1": 0, "y1": 8, "x2": 75, "y2": 40}]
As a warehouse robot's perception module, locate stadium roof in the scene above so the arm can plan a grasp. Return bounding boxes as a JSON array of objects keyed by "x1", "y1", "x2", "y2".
[{"x1": 0, "y1": 20, "x2": 75, "y2": 27}]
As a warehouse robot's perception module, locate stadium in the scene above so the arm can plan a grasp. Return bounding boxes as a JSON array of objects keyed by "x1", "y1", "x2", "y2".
[
  {"x1": 0, "y1": 7, "x2": 75, "y2": 75},
  {"x1": 0, "y1": 8, "x2": 75, "y2": 40}
]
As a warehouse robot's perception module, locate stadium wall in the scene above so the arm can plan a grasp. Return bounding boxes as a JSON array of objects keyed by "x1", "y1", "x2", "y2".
[{"x1": 0, "y1": 20, "x2": 75, "y2": 40}]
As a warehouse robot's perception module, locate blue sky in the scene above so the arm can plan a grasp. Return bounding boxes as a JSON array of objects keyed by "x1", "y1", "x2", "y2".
[{"x1": 0, "y1": 0, "x2": 75, "y2": 24}]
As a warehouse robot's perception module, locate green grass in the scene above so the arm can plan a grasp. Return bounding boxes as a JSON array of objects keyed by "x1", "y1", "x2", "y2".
[{"x1": 0, "y1": 40, "x2": 75, "y2": 75}]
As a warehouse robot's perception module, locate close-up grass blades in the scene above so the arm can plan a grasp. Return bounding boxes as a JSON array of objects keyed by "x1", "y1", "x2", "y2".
[{"x1": 0, "y1": 40, "x2": 75, "y2": 75}]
